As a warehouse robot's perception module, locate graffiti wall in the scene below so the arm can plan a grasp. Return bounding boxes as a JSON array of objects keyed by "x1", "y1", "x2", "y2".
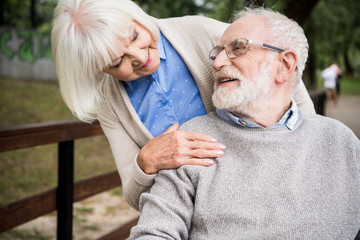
[{"x1": 0, "y1": 28, "x2": 57, "y2": 81}]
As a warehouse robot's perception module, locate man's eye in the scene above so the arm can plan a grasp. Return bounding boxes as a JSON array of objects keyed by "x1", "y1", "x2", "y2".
[
  {"x1": 234, "y1": 43, "x2": 246, "y2": 50},
  {"x1": 232, "y1": 42, "x2": 246, "y2": 53}
]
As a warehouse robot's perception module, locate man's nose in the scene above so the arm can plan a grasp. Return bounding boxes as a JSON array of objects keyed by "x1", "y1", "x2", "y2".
[{"x1": 212, "y1": 50, "x2": 231, "y2": 71}]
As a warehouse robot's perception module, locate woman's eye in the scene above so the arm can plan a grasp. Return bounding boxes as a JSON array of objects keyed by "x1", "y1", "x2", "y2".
[
  {"x1": 132, "y1": 31, "x2": 138, "y2": 41},
  {"x1": 112, "y1": 59, "x2": 123, "y2": 69}
]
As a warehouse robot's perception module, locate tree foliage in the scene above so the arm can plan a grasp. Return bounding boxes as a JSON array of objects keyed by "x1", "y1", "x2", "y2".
[
  {"x1": 1, "y1": 0, "x2": 57, "y2": 30},
  {"x1": 306, "y1": 0, "x2": 360, "y2": 75},
  {"x1": 1, "y1": 0, "x2": 359, "y2": 78}
]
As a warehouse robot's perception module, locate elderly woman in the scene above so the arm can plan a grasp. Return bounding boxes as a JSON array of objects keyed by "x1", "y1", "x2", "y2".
[{"x1": 51, "y1": 0, "x2": 315, "y2": 210}]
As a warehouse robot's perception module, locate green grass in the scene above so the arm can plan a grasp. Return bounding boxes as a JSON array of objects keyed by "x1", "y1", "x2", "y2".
[
  {"x1": 0, "y1": 77, "x2": 74, "y2": 126},
  {"x1": 0, "y1": 78, "x2": 117, "y2": 206},
  {"x1": 339, "y1": 75, "x2": 360, "y2": 95},
  {"x1": 316, "y1": 74, "x2": 360, "y2": 96}
]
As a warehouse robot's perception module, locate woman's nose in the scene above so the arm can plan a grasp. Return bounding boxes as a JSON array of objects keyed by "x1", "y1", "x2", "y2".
[
  {"x1": 212, "y1": 50, "x2": 231, "y2": 71},
  {"x1": 127, "y1": 47, "x2": 146, "y2": 67}
]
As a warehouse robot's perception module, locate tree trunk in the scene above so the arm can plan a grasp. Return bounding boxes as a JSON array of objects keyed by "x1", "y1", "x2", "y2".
[
  {"x1": 31, "y1": 0, "x2": 36, "y2": 28},
  {"x1": 307, "y1": 43, "x2": 317, "y2": 89},
  {"x1": 245, "y1": 0, "x2": 265, "y2": 7},
  {"x1": 0, "y1": 0, "x2": 4, "y2": 25},
  {"x1": 283, "y1": 0, "x2": 320, "y2": 89},
  {"x1": 283, "y1": 0, "x2": 319, "y2": 25},
  {"x1": 344, "y1": 47, "x2": 354, "y2": 76}
]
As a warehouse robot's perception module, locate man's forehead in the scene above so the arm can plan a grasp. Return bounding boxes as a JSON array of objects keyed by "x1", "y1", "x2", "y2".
[{"x1": 221, "y1": 15, "x2": 268, "y2": 44}]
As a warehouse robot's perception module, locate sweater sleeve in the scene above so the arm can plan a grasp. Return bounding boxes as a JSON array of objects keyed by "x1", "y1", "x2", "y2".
[
  {"x1": 98, "y1": 117, "x2": 155, "y2": 210},
  {"x1": 97, "y1": 81, "x2": 155, "y2": 210},
  {"x1": 129, "y1": 168, "x2": 195, "y2": 239},
  {"x1": 293, "y1": 80, "x2": 316, "y2": 114}
]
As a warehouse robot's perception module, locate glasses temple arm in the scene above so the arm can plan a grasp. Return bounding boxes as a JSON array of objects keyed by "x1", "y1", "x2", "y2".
[{"x1": 262, "y1": 43, "x2": 284, "y2": 52}]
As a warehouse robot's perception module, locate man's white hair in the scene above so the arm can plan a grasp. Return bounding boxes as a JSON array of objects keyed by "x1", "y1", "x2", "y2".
[
  {"x1": 51, "y1": 0, "x2": 159, "y2": 122},
  {"x1": 232, "y1": 7, "x2": 309, "y2": 87}
]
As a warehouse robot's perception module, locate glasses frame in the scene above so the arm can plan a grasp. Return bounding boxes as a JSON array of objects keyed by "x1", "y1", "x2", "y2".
[{"x1": 209, "y1": 38, "x2": 285, "y2": 66}]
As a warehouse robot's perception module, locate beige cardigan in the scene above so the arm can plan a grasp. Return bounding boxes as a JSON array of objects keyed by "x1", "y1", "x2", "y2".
[{"x1": 97, "y1": 16, "x2": 315, "y2": 210}]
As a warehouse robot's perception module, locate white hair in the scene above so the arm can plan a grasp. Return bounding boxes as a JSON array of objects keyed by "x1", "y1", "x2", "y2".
[
  {"x1": 51, "y1": 0, "x2": 159, "y2": 122},
  {"x1": 232, "y1": 7, "x2": 309, "y2": 87}
]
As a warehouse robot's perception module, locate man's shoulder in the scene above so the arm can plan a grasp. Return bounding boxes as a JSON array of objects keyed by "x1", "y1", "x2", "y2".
[
  {"x1": 303, "y1": 110, "x2": 347, "y2": 128},
  {"x1": 180, "y1": 112, "x2": 221, "y2": 132},
  {"x1": 300, "y1": 110, "x2": 358, "y2": 141}
]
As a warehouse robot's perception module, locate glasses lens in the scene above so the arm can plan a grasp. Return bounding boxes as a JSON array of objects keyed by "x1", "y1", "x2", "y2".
[
  {"x1": 227, "y1": 38, "x2": 247, "y2": 58},
  {"x1": 209, "y1": 46, "x2": 223, "y2": 66}
]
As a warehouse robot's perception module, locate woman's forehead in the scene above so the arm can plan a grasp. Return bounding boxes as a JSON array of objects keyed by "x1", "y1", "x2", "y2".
[{"x1": 106, "y1": 22, "x2": 133, "y2": 57}]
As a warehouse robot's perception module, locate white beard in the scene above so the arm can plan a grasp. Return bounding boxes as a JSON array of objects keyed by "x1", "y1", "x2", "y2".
[{"x1": 212, "y1": 61, "x2": 274, "y2": 116}]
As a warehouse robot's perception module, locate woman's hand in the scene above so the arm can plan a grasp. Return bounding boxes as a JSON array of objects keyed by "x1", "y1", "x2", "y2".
[{"x1": 137, "y1": 122, "x2": 225, "y2": 174}]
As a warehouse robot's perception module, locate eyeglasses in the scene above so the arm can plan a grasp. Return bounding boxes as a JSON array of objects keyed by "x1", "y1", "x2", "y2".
[{"x1": 209, "y1": 38, "x2": 284, "y2": 66}]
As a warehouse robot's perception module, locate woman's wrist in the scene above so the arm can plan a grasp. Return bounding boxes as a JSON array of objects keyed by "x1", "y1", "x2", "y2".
[{"x1": 133, "y1": 153, "x2": 156, "y2": 186}]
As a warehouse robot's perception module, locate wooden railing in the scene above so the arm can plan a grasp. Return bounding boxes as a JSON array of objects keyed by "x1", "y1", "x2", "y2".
[
  {"x1": 0, "y1": 90, "x2": 327, "y2": 239},
  {"x1": 309, "y1": 89, "x2": 327, "y2": 115},
  {"x1": 0, "y1": 120, "x2": 138, "y2": 240}
]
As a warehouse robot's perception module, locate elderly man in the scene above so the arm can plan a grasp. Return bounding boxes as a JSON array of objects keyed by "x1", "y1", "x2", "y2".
[{"x1": 129, "y1": 7, "x2": 360, "y2": 239}]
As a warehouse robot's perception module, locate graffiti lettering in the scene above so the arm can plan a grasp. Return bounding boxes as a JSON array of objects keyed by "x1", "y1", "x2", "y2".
[
  {"x1": 0, "y1": 30, "x2": 16, "y2": 59},
  {"x1": 0, "y1": 28, "x2": 52, "y2": 62},
  {"x1": 18, "y1": 31, "x2": 35, "y2": 62}
]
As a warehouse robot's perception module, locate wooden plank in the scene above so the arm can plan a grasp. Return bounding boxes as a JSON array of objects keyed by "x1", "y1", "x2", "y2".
[
  {"x1": 0, "y1": 120, "x2": 103, "y2": 152},
  {"x1": 74, "y1": 171, "x2": 121, "y2": 202},
  {"x1": 0, "y1": 189, "x2": 56, "y2": 232},
  {"x1": 0, "y1": 172, "x2": 121, "y2": 233},
  {"x1": 0, "y1": 120, "x2": 98, "y2": 137},
  {"x1": 97, "y1": 216, "x2": 139, "y2": 240}
]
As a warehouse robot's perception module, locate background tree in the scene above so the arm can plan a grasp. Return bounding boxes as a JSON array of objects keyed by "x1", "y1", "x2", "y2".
[
  {"x1": 1, "y1": 0, "x2": 56, "y2": 30},
  {"x1": 1, "y1": 0, "x2": 359, "y2": 87},
  {"x1": 308, "y1": 0, "x2": 360, "y2": 76},
  {"x1": 134, "y1": 0, "x2": 210, "y2": 18}
]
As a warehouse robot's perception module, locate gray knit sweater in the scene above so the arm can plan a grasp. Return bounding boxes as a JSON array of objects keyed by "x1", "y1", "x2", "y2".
[{"x1": 130, "y1": 111, "x2": 360, "y2": 239}]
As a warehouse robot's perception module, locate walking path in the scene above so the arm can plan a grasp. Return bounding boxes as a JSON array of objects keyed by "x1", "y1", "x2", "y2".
[{"x1": 325, "y1": 95, "x2": 360, "y2": 138}]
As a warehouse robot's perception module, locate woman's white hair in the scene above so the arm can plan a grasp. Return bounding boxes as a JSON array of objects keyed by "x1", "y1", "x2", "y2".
[
  {"x1": 51, "y1": 0, "x2": 159, "y2": 122},
  {"x1": 232, "y1": 7, "x2": 309, "y2": 87}
]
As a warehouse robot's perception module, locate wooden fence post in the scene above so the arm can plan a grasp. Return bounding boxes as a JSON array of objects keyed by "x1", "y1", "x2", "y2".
[{"x1": 57, "y1": 140, "x2": 74, "y2": 240}]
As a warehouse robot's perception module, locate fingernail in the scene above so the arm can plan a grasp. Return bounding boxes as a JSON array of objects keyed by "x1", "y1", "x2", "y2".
[
  {"x1": 219, "y1": 145, "x2": 226, "y2": 149},
  {"x1": 217, "y1": 151, "x2": 224, "y2": 156},
  {"x1": 211, "y1": 138, "x2": 217, "y2": 142},
  {"x1": 208, "y1": 160, "x2": 214, "y2": 165}
]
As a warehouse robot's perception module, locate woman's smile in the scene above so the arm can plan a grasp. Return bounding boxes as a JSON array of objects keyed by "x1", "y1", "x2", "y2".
[{"x1": 140, "y1": 48, "x2": 152, "y2": 70}]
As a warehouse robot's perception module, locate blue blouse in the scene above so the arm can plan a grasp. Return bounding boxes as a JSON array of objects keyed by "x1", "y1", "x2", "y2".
[{"x1": 124, "y1": 32, "x2": 206, "y2": 137}]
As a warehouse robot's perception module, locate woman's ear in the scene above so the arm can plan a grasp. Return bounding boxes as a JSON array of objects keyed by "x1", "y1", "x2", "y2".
[{"x1": 275, "y1": 50, "x2": 297, "y2": 84}]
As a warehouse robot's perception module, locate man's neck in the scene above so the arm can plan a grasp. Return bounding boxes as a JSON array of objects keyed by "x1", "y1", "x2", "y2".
[{"x1": 231, "y1": 95, "x2": 292, "y2": 128}]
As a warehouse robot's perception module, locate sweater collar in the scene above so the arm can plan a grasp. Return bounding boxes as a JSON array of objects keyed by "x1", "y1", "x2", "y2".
[{"x1": 216, "y1": 99, "x2": 298, "y2": 130}]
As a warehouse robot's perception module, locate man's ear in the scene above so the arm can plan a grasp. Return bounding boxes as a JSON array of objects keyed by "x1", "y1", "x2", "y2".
[{"x1": 275, "y1": 50, "x2": 297, "y2": 84}]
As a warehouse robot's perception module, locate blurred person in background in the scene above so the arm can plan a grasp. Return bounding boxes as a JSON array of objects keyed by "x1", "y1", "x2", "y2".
[{"x1": 322, "y1": 63, "x2": 342, "y2": 106}]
